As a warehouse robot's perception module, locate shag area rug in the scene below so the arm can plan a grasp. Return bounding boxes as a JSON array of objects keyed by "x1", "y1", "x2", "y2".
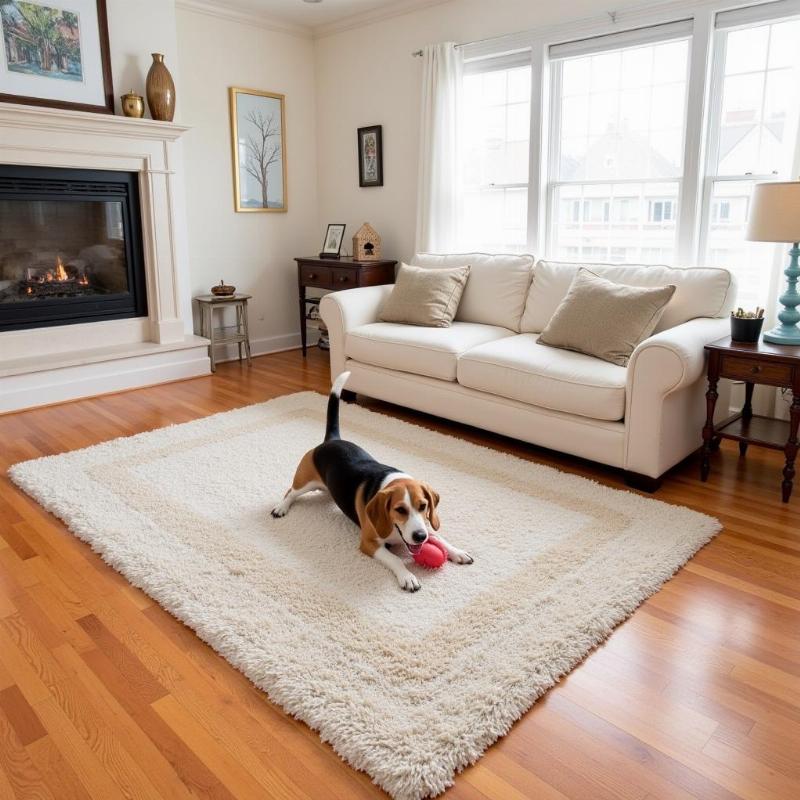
[{"x1": 9, "y1": 391, "x2": 720, "y2": 800}]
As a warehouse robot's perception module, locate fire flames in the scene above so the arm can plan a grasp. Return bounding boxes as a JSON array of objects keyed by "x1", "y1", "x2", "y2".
[{"x1": 27, "y1": 255, "x2": 88, "y2": 285}]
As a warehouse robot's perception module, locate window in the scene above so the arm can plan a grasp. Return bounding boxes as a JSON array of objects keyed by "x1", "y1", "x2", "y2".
[
  {"x1": 459, "y1": 59, "x2": 532, "y2": 252},
  {"x1": 700, "y1": 13, "x2": 800, "y2": 308},
  {"x1": 449, "y1": 2, "x2": 800, "y2": 307},
  {"x1": 547, "y1": 30, "x2": 691, "y2": 263},
  {"x1": 649, "y1": 199, "x2": 675, "y2": 223},
  {"x1": 712, "y1": 200, "x2": 731, "y2": 222}
]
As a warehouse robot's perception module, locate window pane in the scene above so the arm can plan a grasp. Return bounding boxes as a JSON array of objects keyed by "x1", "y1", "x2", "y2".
[
  {"x1": 725, "y1": 25, "x2": 769, "y2": 75},
  {"x1": 714, "y1": 19, "x2": 800, "y2": 176},
  {"x1": 461, "y1": 187, "x2": 528, "y2": 253},
  {"x1": 550, "y1": 182, "x2": 680, "y2": 263},
  {"x1": 704, "y1": 181, "x2": 777, "y2": 308},
  {"x1": 459, "y1": 63, "x2": 531, "y2": 250},
  {"x1": 549, "y1": 34, "x2": 689, "y2": 264},
  {"x1": 556, "y1": 39, "x2": 689, "y2": 182}
]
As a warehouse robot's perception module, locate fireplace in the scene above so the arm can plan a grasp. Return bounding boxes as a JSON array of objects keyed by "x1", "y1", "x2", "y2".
[{"x1": 0, "y1": 165, "x2": 147, "y2": 332}]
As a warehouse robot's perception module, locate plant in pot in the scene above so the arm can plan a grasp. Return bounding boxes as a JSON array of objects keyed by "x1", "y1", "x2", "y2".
[{"x1": 730, "y1": 307, "x2": 765, "y2": 342}]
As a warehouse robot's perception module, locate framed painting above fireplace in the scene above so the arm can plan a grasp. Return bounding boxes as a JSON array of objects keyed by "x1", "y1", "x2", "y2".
[{"x1": 0, "y1": 0, "x2": 114, "y2": 114}]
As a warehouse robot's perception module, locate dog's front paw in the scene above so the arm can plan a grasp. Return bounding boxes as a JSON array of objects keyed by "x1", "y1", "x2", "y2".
[
  {"x1": 448, "y1": 548, "x2": 474, "y2": 565},
  {"x1": 398, "y1": 572, "x2": 421, "y2": 592},
  {"x1": 270, "y1": 503, "x2": 289, "y2": 518}
]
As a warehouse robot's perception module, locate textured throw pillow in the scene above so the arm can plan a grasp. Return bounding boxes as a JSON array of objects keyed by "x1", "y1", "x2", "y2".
[
  {"x1": 379, "y1": 263, "x2": 470, "y2": 327},
  {"x1": 537, "y1": 269, "x2": 676, "y2": 366}
]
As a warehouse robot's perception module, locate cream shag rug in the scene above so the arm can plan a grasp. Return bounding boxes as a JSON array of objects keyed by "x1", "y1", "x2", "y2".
[{"x1": 9, "y1": 391, "x2": 720, "y2": 800}]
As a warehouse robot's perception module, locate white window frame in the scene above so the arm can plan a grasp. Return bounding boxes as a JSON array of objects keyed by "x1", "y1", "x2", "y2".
[
  {"x1": 697, "y1": 6, "x2": 800, "y2": 270},
  {"x1": 459, "y1": 51, "x2": 534, "y2": 253},
  {"x1": 542, "y1": 20, "x2": 700, "y2": 264},
  {"x1": 457, "y1": 0, "x2": 800, "y2": 270}
]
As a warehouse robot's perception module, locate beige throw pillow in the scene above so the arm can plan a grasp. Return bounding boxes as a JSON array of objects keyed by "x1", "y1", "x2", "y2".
[
  {"x1": 379, "y1": 263, "x2": 470, "y2": 327},
  {"x1": 537, "y1": 269, "x2": 676, "y2": 366}
]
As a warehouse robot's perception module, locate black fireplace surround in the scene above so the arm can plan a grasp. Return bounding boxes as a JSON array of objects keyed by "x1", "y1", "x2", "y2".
[{"x1": 0, "y1": 165, "x2": 147, "y2": 332}]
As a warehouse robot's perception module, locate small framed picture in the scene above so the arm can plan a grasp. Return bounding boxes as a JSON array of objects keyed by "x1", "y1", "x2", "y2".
[
  {"x1": 358, "y1": 125, "x2": 383, "y2": 187},
  {"x1": 229, "y1": 87, "x2": 287, "y2": 212},
  {"x1": 0, "y1": 0, "x2": 114, "y2": 113},
  {"x1": 320, "y1": 223, "x2": 346, "y2": 259}
]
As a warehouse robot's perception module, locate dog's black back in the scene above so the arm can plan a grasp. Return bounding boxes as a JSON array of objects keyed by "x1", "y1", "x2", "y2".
[
  {"x1": 317, "y1": 373, "x2": 397, "y2": 524},
  {"x1": 313, "y1": 440, "x2": 396, "y2": 524}
]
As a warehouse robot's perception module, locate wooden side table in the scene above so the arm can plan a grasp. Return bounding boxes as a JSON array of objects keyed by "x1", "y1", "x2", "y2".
[
  {"x1": 295, "y1": 257, "x2": 396, "y2": 356},
  {"x1": 194, "y1": 293, "x2": 252, "y2": 373},
  {"x1": 702, "y1": 336, "x2": 800, "y2": 502}
]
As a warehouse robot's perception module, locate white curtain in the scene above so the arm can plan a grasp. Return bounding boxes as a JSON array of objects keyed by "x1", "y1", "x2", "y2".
[{"x1": 415, "y1": 43, "x2": 463, "y2": 254}]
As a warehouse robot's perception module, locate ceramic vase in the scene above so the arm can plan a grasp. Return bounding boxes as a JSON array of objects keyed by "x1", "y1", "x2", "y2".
[{"x1": 145, "y1": 53, "x2": 175, "y2": 122}]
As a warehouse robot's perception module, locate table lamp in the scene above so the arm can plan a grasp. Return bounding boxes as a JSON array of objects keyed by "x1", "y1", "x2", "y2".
[{"x1": 746, "y1": 180, "x2": 800, "y2": 344}]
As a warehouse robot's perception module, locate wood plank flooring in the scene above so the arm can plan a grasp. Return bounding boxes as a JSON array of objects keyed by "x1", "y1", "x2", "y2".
[{"x1": 0, "y1": 347, "x2": 798, "y2": 799}]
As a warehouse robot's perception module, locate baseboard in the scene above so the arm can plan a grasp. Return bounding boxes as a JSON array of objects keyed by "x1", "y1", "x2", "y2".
[
  {"x1": 1, "y1": 345, "x2": 211, "y2": 414},
  {"x1": 1, "y1": 331, "x2": 321, "y2": 414},
  {"x1": 212, "y1": 330, "x2": 320, "y2": 364}
]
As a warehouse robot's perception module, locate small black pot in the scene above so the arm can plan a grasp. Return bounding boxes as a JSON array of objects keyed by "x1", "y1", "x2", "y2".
[{"x1": 730, "y1": 316, "x2": 764, "y2": 343}]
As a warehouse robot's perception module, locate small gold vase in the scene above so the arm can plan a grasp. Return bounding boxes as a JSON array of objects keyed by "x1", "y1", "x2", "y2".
[
  {"x1": 120, "y1": 90, "x2": 144, "y2": 118},
  {"x1": 146, "y1": 53, "x2": 176, "y2": 122}
]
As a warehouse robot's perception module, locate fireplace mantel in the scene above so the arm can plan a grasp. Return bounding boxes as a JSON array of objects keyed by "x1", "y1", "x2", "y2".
[
  {"x1": 0, "y1": 102, "x2": 210, "y2": 412},
  {"x1": 0, "y1": 103, "x2": 190, "y2": 141}
]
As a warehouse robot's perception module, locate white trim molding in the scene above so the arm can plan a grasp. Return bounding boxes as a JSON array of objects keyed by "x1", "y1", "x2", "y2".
[
  {"x1": 314, "y1": 0, "x2": 453, "y2": 38},
  {"x1": 175, "y1": 0, "x2": 312, "y2": 37},
  {"x1": 0, "y1": 102, "x2": 210, "y2": 411}
]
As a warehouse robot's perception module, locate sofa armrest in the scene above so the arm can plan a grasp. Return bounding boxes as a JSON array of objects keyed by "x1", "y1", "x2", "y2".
[
  {"x1": 624, "y1": 317, "x2": 729, "y2": 479},
  {"x1": 320, "y1": 285, "x2": 393, "y2": 380}
]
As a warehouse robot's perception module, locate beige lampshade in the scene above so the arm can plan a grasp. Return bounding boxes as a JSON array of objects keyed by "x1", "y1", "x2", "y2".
[{"x1": 746, "y1": 181, "x2": 800, "y2": 243}]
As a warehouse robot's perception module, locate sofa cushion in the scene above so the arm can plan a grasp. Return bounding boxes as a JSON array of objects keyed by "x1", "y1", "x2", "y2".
[
  {"x1": 346, "y1": 322, "x2": 513, "y2": 381},
  {"x1": 379, "y1": 263, "x2": 470, "y2": 327},
  {"x1": 413, "y1": 252, "x2": 534, "y2": 331},
  {"x1": 538, "y1": 269, "x2": 676, "y2": 367},
  {"x1": 520, "y1": 260, "x2": 735, "y2": 335},
  {"x1": 457, "y1": 333, "x2": 627, "y2": 421}
]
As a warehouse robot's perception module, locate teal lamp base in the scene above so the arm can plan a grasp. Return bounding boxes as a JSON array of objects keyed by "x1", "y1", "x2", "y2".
[{"x1": 763, "y1": 243, "x2": 800, "y2": 345}]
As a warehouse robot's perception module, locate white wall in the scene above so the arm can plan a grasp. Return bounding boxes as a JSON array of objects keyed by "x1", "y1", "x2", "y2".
[
  {"x1": 103, "y1": 2, "x2": 321, "y2": 351},
  {"x1": 175, "y1": 8, "x2": 319, "y2": 353},
  {"x1": 314, "y1": 0, "x2": 624, "y2": 263},
  {"x1": 106, "y1": 0, "x2": 182, "y2": 117}
]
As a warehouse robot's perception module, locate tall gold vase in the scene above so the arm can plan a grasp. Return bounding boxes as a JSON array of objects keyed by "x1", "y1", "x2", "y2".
[{"x1": 146, "y1": 53, "x2": 176, "y2": 122}]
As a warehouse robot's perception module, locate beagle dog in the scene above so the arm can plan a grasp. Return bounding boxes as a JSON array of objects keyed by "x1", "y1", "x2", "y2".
[{"x1": 271, "y1": 372, "x2": 473, "y2": 591}]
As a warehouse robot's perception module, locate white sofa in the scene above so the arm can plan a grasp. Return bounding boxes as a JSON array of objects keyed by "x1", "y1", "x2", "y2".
[{"x1": 320, "y1": 253, "x2": 736, "y2": 490}]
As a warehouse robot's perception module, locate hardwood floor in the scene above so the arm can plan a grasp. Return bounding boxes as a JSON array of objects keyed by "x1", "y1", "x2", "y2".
[{"x1": 1, "y1": 347, "x2": 798, "y2": 800}]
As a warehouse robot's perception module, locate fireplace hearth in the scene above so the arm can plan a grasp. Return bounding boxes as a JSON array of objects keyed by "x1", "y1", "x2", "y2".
[{"x1": 0, "y1": 165, "x2": 147, "y2": 331}]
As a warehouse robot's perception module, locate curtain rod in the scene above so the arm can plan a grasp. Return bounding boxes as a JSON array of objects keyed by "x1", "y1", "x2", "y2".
[{"x1": 410, "y1": 40, "x2": 464, "y2": 57}]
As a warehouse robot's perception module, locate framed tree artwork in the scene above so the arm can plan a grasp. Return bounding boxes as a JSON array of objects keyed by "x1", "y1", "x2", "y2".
[
  {"x1": 0, "y1": 0, "x2": 113, "y2": 113},
  {"x1": 358, "y1": 125, "x2": 383, "y2": 187},
  {"x1": 229, "y1": 87, "x2": 287, "y2": 213}
]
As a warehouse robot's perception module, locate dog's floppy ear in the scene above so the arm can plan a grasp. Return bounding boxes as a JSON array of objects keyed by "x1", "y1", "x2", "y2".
[
  {"x1": 365, "y1": 488, "x2": 394, "y2": 539},
  {"x1": 421, "y1": 484, "x2": 441, "y2": 531}
]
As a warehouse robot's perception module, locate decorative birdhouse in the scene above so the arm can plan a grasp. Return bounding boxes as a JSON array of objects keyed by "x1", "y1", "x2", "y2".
[{"x1": 352, "y1": 222, "x2": 381, "y2": 261}]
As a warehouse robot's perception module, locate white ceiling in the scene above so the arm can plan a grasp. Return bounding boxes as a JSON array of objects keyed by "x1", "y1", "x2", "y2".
[{"x1": 213, "y1": 0, "x2": 420, "y2": 29}]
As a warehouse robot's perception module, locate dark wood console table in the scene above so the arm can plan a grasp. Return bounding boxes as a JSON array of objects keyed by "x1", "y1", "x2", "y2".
[
  {"x1": 295, "y1": 257, "x2": 396, "y2": 356},
  {"x1": 701, "y1": 337, "x2": 800, "y2": 502}
]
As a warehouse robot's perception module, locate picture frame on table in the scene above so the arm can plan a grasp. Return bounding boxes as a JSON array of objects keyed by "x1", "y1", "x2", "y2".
[
  {"x1": 358, "y1": 125, "x2": 383, "y2": 187},
  {"x1": 0, "y1": 0, "x2": 114, "y2": 113},
  {"x1": 319, "y1": 223, "x2": 346, "y2": 259}
]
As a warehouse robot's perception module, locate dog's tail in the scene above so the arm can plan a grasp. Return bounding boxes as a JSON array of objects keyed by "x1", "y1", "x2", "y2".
[{"x1": 325, "y1": 371, "x2": 351, "y2": 442}]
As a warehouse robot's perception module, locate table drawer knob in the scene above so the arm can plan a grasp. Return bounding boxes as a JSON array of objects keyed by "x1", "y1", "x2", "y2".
[
  {"x1": 338, "y1": 275, "x2": 349, "y2": 283},
  {"x1": 750, "y1": 365, "x2": 762, "y2": 374},
  {"x1": 307, "y1": 273, "x2": 316, "y2": 279}
]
